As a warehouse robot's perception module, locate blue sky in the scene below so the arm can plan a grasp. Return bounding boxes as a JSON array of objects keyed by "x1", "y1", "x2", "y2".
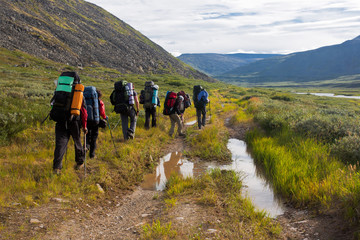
[{"x1": 87, "y1": 0, "x2": 360, "y2": 56}]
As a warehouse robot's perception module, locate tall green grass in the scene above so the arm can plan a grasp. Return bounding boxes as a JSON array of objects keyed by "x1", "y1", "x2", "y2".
[{"x1": 246, "y1": 129, "x2": 360, "y2": 221}]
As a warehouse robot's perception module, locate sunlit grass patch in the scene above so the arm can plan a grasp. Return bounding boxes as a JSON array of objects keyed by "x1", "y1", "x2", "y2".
[
  {"x1": 186, "y1": 117, "x2": 230, "y2": 162},
  {"x1": 141, "y1": 220, "x2": 177, "y2": 240}
]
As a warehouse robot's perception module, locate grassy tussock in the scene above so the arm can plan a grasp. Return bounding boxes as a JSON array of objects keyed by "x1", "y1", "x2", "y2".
[
  {"x1": 141, "y1": 220, "x2": 177, "y2": 240},
  {"x1": 185, "y1": 115, "x2": 230, "y2": 162},
  {"x1": 148, "y1": 169, "x2": 281, "y2": 239},
  {"x1": 246, "y1": 129, "x2": 360, "y2": 221}
]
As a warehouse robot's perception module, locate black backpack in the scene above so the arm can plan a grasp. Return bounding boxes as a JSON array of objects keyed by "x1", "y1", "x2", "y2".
[
  {"x1": 50, "y1": 72, "x2": 80, "y2": 122},
  {"x1": 110, "y1": 80, "x2": 130, "y2": 114}
]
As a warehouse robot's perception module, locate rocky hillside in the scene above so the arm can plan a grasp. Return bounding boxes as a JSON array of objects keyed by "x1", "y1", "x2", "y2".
[
  {"x1": 178, "y1": 53, "x2": 281, "y2": 76},
  {"x1": 217, "y1": 35, "x2": 360, "y2": 84},
  {"x1": 0, "y1": 0, "x2": 212, "y2": 81}
]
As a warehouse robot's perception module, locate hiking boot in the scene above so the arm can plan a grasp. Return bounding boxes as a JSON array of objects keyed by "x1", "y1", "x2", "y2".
[
  {"x1": 74, "y1": 163, "x2": 83, "y2": 170},
  {"x1": 90, "y1": 154, "x2": 95, "y2": 159},
  {"x1": 53, "y1": 168, "x2": 61, "y2": 175},
  {"x1": 178, "y1": 133, "x2": 185, "y2": 137}
]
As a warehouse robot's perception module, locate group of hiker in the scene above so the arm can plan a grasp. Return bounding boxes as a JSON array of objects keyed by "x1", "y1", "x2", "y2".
[{"x1": 49, "y1": 71, "x2": 209, "y2": 175}]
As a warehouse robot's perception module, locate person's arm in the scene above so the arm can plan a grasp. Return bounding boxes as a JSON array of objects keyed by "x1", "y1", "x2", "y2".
[
  {"x1": 80, "y1": 99, "x2": 88, "y2": 132},
  {"x1": 134, "y1": 92, "x2": 140, "y2": 114},
  {"x1": 99, "y1": 99, "x2": 107, "y2": 119}
]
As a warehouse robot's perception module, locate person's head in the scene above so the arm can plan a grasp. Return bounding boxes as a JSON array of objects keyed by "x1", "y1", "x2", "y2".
[{"x1": 96, "y1": 89, "x2": 102, "y2": 98}]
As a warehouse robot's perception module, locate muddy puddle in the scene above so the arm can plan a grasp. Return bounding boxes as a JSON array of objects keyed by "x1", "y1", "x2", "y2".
[{"x1": 141, "y1": 138, "x2": 285, "y2": 217}]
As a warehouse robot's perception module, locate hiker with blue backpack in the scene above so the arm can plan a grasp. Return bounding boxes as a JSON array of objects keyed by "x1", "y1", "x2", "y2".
[
  {"x1": 140, "y1": 81, "x2": 160, "y2": 129},
  {"x1": 193, "y1": 85, "x2": 209, "y2": 129},
  {"x1": 110, "y1": 80, "x2": 140, "y2": 140},
  {"x1": 163, "y1": 91, "x2": 186, "y2": 137},
  {"x1": 84, "y1": 88, "x2": 108, "y2": 159},
  {"x1": 50, "y1": 72, "x2": 88, "y2": 175}
]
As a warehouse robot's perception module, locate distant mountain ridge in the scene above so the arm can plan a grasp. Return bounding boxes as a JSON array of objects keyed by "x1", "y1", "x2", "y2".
[
  {"x1": 0, "y1": 0, "x2": 212, "y2": 81},
  {"x1": 178, "y1": 53, "x2": 281, "y2": 76},
  {"x1": 217, "y1": 36, "x2": 360, "y2": 84}
]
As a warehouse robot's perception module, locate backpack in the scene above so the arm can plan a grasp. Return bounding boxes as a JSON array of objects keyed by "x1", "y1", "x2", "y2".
[
  {"x1": 110, "y1": 80, "x2": 133, "y2": 114},
  {"x1": 163, "y1": 91, "x2": 177, "y2": 115},
  {"x1": 193, "y1": 85, "x2": 208, "y2": 109},
  {"x1": 50, "y1": 72, "x2": 82, "y2": 122},
  {"x1": 141, "y1": 81, "x2": 159, "y2": 109},
  {"x1": 178, "y1": 91, "x2": 191, "y2": 109},
  {"x1": 84, "y1": 86, "x2": 100, "y2": 126}
]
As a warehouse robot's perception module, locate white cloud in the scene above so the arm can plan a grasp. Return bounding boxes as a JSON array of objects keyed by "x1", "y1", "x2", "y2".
[{"x1": 87, "y1": 0, "x2": 360, "y2": 54}]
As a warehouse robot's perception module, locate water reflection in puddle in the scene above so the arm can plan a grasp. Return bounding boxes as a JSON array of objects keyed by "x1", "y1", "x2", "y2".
[
  {"x1": 141, "y1": 152, "x2": 205, "y2": 191},
  {"x1": 224, "y1": 139, "x2": 285, "y2": 217},
  {"x1": 184, "y1": 120, "x2": 197, "y2": 126},
  {"x1": 141, "y1": 139, "x2": 285, "y2": 217}
]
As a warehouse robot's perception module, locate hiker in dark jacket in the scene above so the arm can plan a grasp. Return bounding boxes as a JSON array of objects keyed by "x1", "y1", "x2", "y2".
[
  {"x1": 144, "y1": 97, "x2": 160, "y2": 129},
  {"x1": 53, "y1": 99, "x2": 88, "y2": 175},
  {"x1": 121, "y1": 90, "x2": 140, "y2": 140},
  {"x1": 86, "y1": 89, "x2": 108, "y2": 159},
  {"x1": 169, "y1": 94, "x2": 185, "y2": 137},
  {"x1": 195, "y1": 89, "x2": 209, "y2": 129}
]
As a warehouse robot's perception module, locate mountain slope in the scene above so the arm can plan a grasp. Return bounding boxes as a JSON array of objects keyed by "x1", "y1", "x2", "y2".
[
  {"x1": 0, "y1": 0, "x2": 212, "y2": 81},
  {"x1": 217, "y1": 36, "x2": 360, "y2": 84},
  {"x1": 178, "y1": 53, "x2": 281, "y2": 76}
]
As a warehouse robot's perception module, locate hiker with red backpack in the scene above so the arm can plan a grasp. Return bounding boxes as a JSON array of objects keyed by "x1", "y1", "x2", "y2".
[
  {"x1": 163, "y1": 91, "x2": 186, "y2": 137},
  {"x1": 50, "y1": 72, "x2": 88, "y2": 175},
  {"x1": 110, "y1": 80, "x2": 140, "y2": 140},
  {"x1": 193, "y1": 85, "x2": 209, "y2": 129},
  {"x1": 140, "y1": 81, "x2": 160, "y2": 129},
  {"x1": 84, "y1": 88, "x2": 108, "y2": 159}
]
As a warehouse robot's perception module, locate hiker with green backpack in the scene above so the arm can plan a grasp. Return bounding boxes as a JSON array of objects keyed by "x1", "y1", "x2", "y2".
[
  {"x1": 140, "y1": 81, "x2": 160, "y2": 129},
  {"x1": 110, "y1": 80, "x2": 139, "y2": 140},
  {"x1": 193, "y1": 85, "x2": 209, "y2": 130},
  {"x1": 84, "y1": 88, "x2": 108, "y2": 159},
  {"x1": 50, "y1": 72, "x2": 88, "y2": 175},
  {"x1": 163, "y1": 91, "x2": 186, "y2": 137}
]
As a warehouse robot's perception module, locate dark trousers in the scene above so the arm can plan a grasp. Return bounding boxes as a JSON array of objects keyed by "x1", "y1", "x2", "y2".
[
  {"x1": 86, "y1": 124, "x2": 99, "y2": 158},
  {"x1": 120, "y1": 107, "x2": 137, "y2": 140},
  {"x1": 196, "y1": 106, "x2": 206, "y2": 129},
  {"x1": 53, "y1": 120, "x2": 84, "y2": 170},
  {"x1": 145, "y1": 107, "x2": 157, "y2": 129}
]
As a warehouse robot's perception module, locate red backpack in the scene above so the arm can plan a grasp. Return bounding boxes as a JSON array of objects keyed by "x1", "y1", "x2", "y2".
[{"x1": 163, "y1": 91, "x2": 177, "y2": 115}]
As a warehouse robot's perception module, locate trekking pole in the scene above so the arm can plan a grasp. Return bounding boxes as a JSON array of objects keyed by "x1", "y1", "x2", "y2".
[
  {"x1": 112, "y1": 117, "x2": 121, "y2": 130},
  {"x1": 65, "y1": 148, "x2": 67, "y2": 165},
  {"x1": 84, "y1": 132, "x2": 87, "y2": 177},
  {"x1": 209, "y1": 101, "x2": 212, "y2": 120},
  {"x1": 40, "y1": 112, "x2": 50, "y2": 125},
  {"x1": 107, "y1": 119, "x2": 120, "y2": 156}
]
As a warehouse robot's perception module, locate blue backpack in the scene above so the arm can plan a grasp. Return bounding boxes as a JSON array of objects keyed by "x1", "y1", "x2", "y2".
[
  {"x1": 84, "y1": 86, "x2": 100, "y2": 126},
  {"x1": 196, "y1": 90, "x2": 208, "y2": 108}
]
